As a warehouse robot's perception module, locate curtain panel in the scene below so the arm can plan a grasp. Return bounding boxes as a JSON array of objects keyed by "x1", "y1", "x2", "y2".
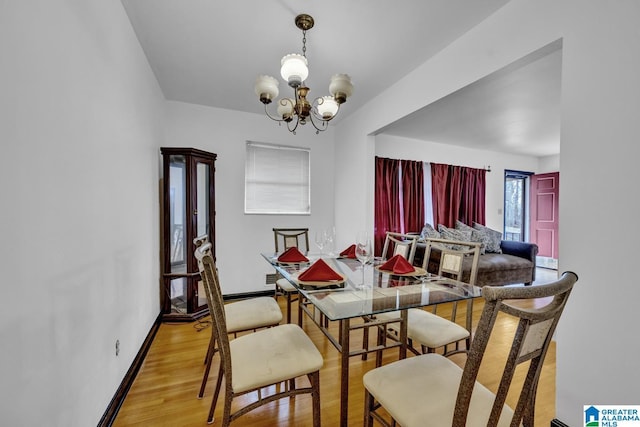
[
  {"x1": 374, "y1": 157, "x2": 424, "y2": 255},
  {"x1": 431, "y1": 163, "x2": 486, "y2": 228},
  {"x1": 401, "y1": 159, "x2": 425, "y2": 234},
  {"x1": 460, "y1": 167, "x2": 486, "y2": 226},
  {"x1": 374, "y1": 157, "x2": 401, "y2": 255}
]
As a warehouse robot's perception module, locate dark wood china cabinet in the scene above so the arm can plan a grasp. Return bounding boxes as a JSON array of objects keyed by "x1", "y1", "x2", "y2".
[{"x1": 160, "y1": 147, "x2": 216, "y2": 321}]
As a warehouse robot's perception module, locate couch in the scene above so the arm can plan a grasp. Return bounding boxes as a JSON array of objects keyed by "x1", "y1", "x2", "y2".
[{"x1": 413, "y1": 239, "x2": 539, "y2": 287}]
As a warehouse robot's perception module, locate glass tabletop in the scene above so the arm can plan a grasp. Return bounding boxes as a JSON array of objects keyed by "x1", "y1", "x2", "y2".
[{"x1": 262, "y1": 252, "x2": 482, "y2": 321}]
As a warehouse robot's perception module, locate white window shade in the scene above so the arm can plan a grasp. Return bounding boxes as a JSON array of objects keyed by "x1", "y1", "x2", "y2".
[{"x1": 245, "y1": 142, "x2": 310, "y2": 214}]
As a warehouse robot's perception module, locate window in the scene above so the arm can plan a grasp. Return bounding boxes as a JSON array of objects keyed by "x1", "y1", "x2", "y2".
[
  {"x1": 245, "y1": 142, "x2": 310, "y2": 214},
  {"x1": 503, "y1": 170, "x2": 533, "y2": 242}
]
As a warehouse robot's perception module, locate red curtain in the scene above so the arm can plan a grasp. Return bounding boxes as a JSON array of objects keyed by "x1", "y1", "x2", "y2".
[
  {"x1": 374, "y1": 157, "x2": 424, "y2": 255},
  {"x1": 401, "y1": 159, "x2": 424, "y2": 234},
  {"x1": 431, "y1": 163, "x2": 452, "y2": 228},
  {"x1": 460, "y1": 167, "x2": 486, "y2": 226},
  {"x1": 374, "y1": 157, "x2": 400, "y2": 255},
  {"x1": 431, "y1": 163, "x2": 486, "y2": 228}
]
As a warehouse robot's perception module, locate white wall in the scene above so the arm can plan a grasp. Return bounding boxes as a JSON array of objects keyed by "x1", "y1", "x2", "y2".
[
  {"x1": 556, "y1": 0, "x2": 640, "y2": 420},
  {"x1": 0, "y1": 1, "x2": 164, "y2": 426},
  {"x1": 375, "y1": 134, "x2": 539, "y2": 231},
  {"x1": 163, "y1": 101, "x2": 337, "y2": 294},
  {"x1": 335, "y1": 0, "x2": 640, "y2": 424},
  {"x1": 538, "y1": 154, "x2": 560, "y2": 174}
]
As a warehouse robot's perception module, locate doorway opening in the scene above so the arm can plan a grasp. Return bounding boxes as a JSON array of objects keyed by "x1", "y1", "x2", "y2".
[{"x1": 504, "y1": 170, "x2": 560, "y2": 271}]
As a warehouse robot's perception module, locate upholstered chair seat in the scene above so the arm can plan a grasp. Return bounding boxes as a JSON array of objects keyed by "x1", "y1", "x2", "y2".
[
  {"x1": 363, "y1": 353, "x2": 515, "y2": 427},
  {"x1": 229, "y1": 323, "x2": 323, "y2": 394},
  {"x1": 376, "y1": 308, "x2": 469, "y2": 349}
]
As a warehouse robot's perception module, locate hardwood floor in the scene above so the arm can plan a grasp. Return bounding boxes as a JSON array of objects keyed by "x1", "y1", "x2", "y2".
[{"x1": 114, "y1": 271, "x2": 558, "y2": 426}]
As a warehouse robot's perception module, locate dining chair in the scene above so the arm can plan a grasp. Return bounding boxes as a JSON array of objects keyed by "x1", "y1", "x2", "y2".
[
  {"x1": 194, "y1": 241, "x2": 283, "y2": 400},
  {"x1": 193, "y1": 234, "x2": 209, "y2": 248},
  {"x1": 274, "y1": 227, "x2": 310, "y2": 252},
  {"x1": 375, "y1": 238, "x2": 481, "y2": 358},
  {"x1": 273, "y1": 227, "x2": 310, "y2": 324},
  {"x1": 361, "y1": 231, "x2": 420, "y2": 360},
  {"x1": 363, "y1": 271, "x2": 578, "y2": 427},
  {"x1": 380, "y1": 231, "x2": 419, "y2": 264},
  {"x1": 195, "y1": 243, "x2": 323, "y2": 426}
]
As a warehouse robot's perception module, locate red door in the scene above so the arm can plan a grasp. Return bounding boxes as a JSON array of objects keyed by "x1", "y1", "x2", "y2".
[{"x1": 529, "y1": 172, "x2": 559, "y2": 267}]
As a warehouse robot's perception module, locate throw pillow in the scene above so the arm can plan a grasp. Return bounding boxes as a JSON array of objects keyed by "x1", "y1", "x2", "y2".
[
  {"x1": 472, "y1": 222, "x2": 503, "y2": 253},
  {"x1": 419, "y1": 223, "x2": 440, "y2": 241},
  {"x1": 437, "y1": 224, "x2": 472, "y2": 251},
  {"x1": 455, "y1": 220, "x2": 487, "y2": 255}
]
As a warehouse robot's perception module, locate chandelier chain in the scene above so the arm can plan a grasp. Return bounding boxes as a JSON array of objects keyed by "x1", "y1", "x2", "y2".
[{"x1": 302, "y1": 29, "x2": 307, "y2": 58}]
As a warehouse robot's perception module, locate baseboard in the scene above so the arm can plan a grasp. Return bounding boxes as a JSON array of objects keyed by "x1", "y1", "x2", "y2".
[
  {"x1": 98, "y1": 313, "x2": 162, "y2": 427},
  {"x1": 551, "y1": 419, "x2": 570, "y2": 427},
  {"x1": 224, "y1": 289, "x2": 274, "y2": 300}
]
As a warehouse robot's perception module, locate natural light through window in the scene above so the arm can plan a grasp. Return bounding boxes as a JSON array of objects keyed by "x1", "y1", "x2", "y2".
[{"x1": 245, "y1": 141, "x2": 311, "y2": 215}]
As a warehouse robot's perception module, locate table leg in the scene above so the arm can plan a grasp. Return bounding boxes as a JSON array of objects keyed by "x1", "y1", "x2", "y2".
[
  {"x1": 399, "y1": 309, "x2": 408, "y2": 360},
  {"x1": 339, "y1": 319, "x2": 350, "y2": 427}
]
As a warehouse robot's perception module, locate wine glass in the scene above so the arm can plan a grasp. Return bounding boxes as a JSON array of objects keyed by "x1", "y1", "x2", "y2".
[
  {"x1": 325, "y1": 227, "x2": 336, "y2": 256},
  {"x1": 315, "y1": 230, "x2": 327, "y2": 254},
  {"x1": 355, "y1": 232, "x2": 373, "y2": 287}
]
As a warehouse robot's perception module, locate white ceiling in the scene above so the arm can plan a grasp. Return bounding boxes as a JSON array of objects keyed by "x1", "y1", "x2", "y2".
[
  {"x1": 380, "y1": 41, "x2": 562, "y2": 157},
  {"x1": 121, "y1": 0, "x2": 561, "y2": 157}
]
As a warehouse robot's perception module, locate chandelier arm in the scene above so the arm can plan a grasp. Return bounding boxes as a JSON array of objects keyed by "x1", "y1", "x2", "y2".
[
  {"x1": 262, "y1": 103, "x2": 286, "y2": 123},
  {"x1": 286, "y1": 116, "x2": 300, "y2": 134},
  {"x1": 307, "y1": 114, "x2": 329, "y2": 133}
]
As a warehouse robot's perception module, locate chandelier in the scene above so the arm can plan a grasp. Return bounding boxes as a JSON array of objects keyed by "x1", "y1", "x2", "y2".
[{"x1": 254, "y1": 14, "x2": 354, "y2": 134}]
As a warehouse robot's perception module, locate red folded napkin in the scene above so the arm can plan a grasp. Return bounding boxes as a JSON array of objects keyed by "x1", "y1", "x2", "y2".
[
  {"x1": 277, "y1": 246, "x2": 309, "y2": 263},
  {"x1": 298, "y1": 259, "x2": 343, "y2": 282},
  {"x1": 388, "y1": 278, "x2": 404, "y2": 287},
  {"x1": 340, "y1": 244, "x2": 357, "y2": 259},
  {"x1": 379, "y1": 254, "x2": 415, "y2": 274}
]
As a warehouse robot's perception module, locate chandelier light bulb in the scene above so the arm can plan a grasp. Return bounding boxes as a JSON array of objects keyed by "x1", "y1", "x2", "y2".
[
  {"x1": 329, "y1": 74, "x2": 354, "y2": 104},
  {"x1": 316, "y1": 96, "x2": 339, "y2": 119},
  {"x1": 277, "y1": 98, "x2": 295, "y2": 121},
  {"x1": 254, "y1": 75, "x2": 279, "y2": 104},
  {"x1": 281, "y1": 54, "x2": 309, "y2": 88}
]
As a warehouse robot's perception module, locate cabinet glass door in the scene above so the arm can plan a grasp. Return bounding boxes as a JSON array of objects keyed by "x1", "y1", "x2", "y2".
[
  {"x1": 194, "y1": 160, "x2": 210, "y2": 310},
  {"x1": 196, "y1": 162, "x2": 210, "y2": 238},
  {"x1": 168, "y1": 154, "x2": 187, "y2": 313}
]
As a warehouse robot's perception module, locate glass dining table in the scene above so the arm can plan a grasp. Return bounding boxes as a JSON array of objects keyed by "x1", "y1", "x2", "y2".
[{"x1": 261, "y1": 252, "x2": 482, "y2": 427}]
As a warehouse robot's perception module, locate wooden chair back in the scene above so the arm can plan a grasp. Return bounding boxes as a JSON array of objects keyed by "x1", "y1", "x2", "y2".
[
  {"x1": 193, "y1": 234, "x2": 209, "y2": 248},
  {"x1": 194, "y1": 243, "x2": 233, "y2": 398},
  {"x1": 273, "y1": 228, "x2": 310, "y2": 253},
  {"x1": 381, "y1": 232, "x2": 419, "y2": 264},
  {"x1": 454, "y1": 271, "x2": 578, "y2": 426},
  {"x1": 422, "y1": 238, "x2": 482, "y2": 347},
  {"x1": 422, "y1": 238, "x2": 481, "y2": 285}
]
